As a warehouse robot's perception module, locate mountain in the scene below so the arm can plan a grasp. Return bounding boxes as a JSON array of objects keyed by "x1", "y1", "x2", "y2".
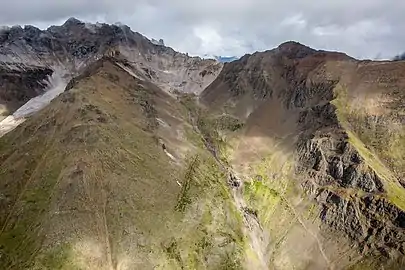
[
  {"x1": 201, "y1": 41, "x2": 405, "y2": 269},
  {"x1": 215, "y1": 56, "x2": 239, "y2": 63},
  {"x1": 202, "y1": 54, "x2": 239, "y2": 63},
  {"x1": 0, "y1": 20, "x2": 405, "y2": 270},
  {"x1": 0, "y1": 63, "x2": 52, "y2": 121},
  {"x1": 0, "y1": 55, "x2": 243, "y2": 269},
  {"x1": 0, "y1": 18, "x2": 222, "y2": 133}
]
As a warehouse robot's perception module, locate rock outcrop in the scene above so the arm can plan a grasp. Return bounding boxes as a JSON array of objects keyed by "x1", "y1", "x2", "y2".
[
  {"x1": 1, "y1": 19, "x2": 405, "y2": 269},
  {"x1": 0, "y1": 63, "x2": 52, "y2": 119},
  {"x1": 201, "y1": 41, "x2": 405, "y2": 269},
  {"x1": 0, "y1": 57, "x2": 238, "y2": 270},
  {"x1": 0, "y1": 18, "x2": 222, "y2": 122}
]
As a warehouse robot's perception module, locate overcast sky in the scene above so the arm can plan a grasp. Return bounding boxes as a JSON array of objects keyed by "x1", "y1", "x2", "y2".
[{"x1": 0, "y1": 0, "x2": 404, "y2": 59}]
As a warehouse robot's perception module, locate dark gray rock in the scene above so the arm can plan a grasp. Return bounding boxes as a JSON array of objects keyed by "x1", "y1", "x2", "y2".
[
  {"x1": 358, "y1": 172, "x2": 377, "y2": 193},
  {"x1": 329, "y1": 157, "x2": 344, "y2": 179},
  {"x1": 0, "y1": 64, "x2": 53, "y2": 112},
  {"x1": 351, "y1": 152, "x2": 363, "y2": 164},
  {"x1": 313, "y1": 150, "x2": 326, "y2": 171},
  {"x1": 341, "y1": 165, "x2": 360, "y2": 188}
]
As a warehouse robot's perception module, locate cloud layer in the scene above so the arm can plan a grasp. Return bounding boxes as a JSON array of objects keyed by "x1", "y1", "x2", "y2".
[{"x1": 0, "y1": 0, "x2": 404, "y2": 59}]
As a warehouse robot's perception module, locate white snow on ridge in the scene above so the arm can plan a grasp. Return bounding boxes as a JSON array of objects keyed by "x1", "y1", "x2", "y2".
[
  {"x1": 0, "y1": 73, "x2": 67, "y2": 137},
  {"x1": 115, "y1": 62, "x2": 144, "y2": 81},
  {"x1": 0, "y1": 115, "x2": 25, "y2": 137},
  {"x1": 14, "y1": 74, "x2": 66, "y2": 118},
  {"x1": 164, "y1": 149, "x2": 176, "y2": 161}
]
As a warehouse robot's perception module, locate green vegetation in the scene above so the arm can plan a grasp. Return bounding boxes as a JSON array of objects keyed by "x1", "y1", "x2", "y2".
[
  {"x1": 159, "y1": 152, "x2": 245, "y2": 269},
  {"x1": 0, "y1": 62, "x2": 246, "y2": 269},
  {"x1": 240, "y1": 147, "x2": 295, "y2": 228},
  {"x1": 214, "y1": 115, "x2": 244, "y2": 132},
  {"x1": 33, "y1": 244, "x2": 77, "y2": 270},
  {"x1": 0, "y1": 132, "x2": 65, "y2": 269},
  {"x1": 333, "y1": 84, "x2": 405, "y2": 211},
  {"x1": 178, "y1": 93, "x2": 237, "y2": 163},
  {"x1": 173, "y1": 93, "x2": 251, "y2": 269},
  {"x1": 244, "y1": 180, "x2": 281, "y2": 213},
  {"x1": 164, "y1": 240, "x2": 183, "y2": 268},
  {"x1": 174, "y1": 156, "x2": 198, "y2": 212}
]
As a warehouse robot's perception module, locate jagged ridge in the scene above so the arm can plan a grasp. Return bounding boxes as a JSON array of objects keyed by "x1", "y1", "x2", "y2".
[
  {"x1": 201, "y1": 42, "x2": 405, "y2": 269},
  {"x1": 0, "y1": 57, "x2": 243, "y2": 269}
]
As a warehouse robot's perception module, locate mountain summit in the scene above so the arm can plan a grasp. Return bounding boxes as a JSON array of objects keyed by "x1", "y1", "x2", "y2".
[
  {"x1": 0, "y1": 18, "x2": 222, "y2": 134},
  {"x1": 0, "y1": 18, "x2": 405, "y2": 270}
]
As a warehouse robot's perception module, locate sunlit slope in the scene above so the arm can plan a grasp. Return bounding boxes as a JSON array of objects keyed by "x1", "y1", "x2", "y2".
[
  {"x1": 0, "y1": 58, "x2": 243, "y2": 270},
  {"x1": 201, "y1": 42, "x2": 405, "y2": 269}
]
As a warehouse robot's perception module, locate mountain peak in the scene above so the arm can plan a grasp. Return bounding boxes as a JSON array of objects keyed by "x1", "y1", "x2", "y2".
[
  {"x1": 2, "y1": 18, "x2": 405, "y2": 270},
  {"x1": 151, "y1": 38, "x2": 165, "y2": 46},
  {"x1": 276, "y1": 40, "x2": 317, "y2": 59},
  {"x1": 278, "y1": 40, "x2": 307, "y2": 48},
  {"x1": 62, "y1": 17, "x2": 84, "y2": 27}
]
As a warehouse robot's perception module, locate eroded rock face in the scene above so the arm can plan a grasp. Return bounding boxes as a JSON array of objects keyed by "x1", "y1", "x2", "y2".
[
  {"x1": 301, "y1": 132, "x2": 404, "y2": 251},
  {"x1": 0, "y1": 18, "x2": 222, "y2": 132},
  {"x1": 201, "y1": 41, "x2": 405, "y2": 268},
  {"x1": 295, "y1": 80, "x2": 403, "y2": 263},
  {"x1": 0, "y1": 19, "x2": 222, "y2": 94},
  {"x1": 300, "y1": 136, "x2": 384, "y2": 193},
  {"x1": 316, "y1": 189, "x2": 405, "y2": 258},
  {"x1": 294, "y1": 80, "x2": 405, "y2": 267},
  {"x1": 0, "y1": 63, "x2": 53, "y2": 116}
]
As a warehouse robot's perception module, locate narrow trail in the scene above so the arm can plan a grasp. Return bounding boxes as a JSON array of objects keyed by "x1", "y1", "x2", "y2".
[{"x1": 188, "y1": 112, "x2": 270, "y2": 269}]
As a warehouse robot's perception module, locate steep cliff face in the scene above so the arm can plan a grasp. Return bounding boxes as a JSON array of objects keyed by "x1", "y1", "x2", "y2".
[
  {"x1": 0, "y1": 18, "x2": 222, "y2": 94},
  {"x1": 1, "y1": 19, "x2": 405, "y2": 269},
  {"x1": 0, "y1": 63, "x2": 53, "y2": 119},
  {"x1": 201, "y1": 42, "x2": 405, "y2": 269},
  {"x1": 0, "y1": 18, "x2": 222, "y2": 129},
  {"x1": 0, "y1": 19, "x2": 223, "y2": 143}
]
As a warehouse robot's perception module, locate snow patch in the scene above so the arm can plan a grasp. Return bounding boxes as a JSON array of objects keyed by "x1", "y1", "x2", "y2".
[
  {"x1": 156, "y1": 118, "x2": 169, "y2": 128},
  {"x1": 0, "y1": 72, "x2": 67, "y2": 137},
  {"x1": 164, "y1": 149, "x2": 176, "y2": 161},
  {"x1": 14, "y1": 73, "x2": 66, "y2": 118},
  {"x1": 245, "y1": 106, "x2": 254, "y2": 118},
  {"x1": 115, "y1": 62, "x2": 144, "y2": 81},
  {"x1": 0, "y1": 115, "x2": 25, "y2": 137}
]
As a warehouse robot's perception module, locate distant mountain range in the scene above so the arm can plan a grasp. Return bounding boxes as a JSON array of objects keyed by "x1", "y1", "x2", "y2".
[
  {"x1": 215, "y1": 56, "x2": 239, "y2": 62},
  {"x1": 202, "y1": 54, "x2": 239, "y2": 62},
  {"x1": 148, "y1": 40, "x2": 239, "y2": 63}
]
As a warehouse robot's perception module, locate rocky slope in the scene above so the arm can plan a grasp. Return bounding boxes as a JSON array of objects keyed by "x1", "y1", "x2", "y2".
[
  {"x1": 0, "y1": 18, "x2": 222, "y2": 133},
  {"x1": 0, "y1": 57, "x2": 242, "y2": 269},
  {"x1": 1, "y1": 19, "x2": 405, "y2": 269},
  {"x1": 201, "y1": 41, "x2": 405, "y2": 269},
  {"x1": 0, "y1": 63, "x2": 52, "y2": 120},
  {"x1": 0, "y1": 18, "x2": 222, "y2": 95}
]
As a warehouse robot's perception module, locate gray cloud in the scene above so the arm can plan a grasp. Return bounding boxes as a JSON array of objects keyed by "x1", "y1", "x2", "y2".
[{"x1": 0, "y1": 0, "x2": 404, "y2": 59}]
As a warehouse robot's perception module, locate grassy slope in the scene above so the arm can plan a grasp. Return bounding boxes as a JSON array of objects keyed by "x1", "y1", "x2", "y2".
[
  {"x1": 199, "y1": 54, "x2": 405, "y2": 269},
  {"x1": 227, "y1": 133, "x2": 334, "y2": 270},
  {"x1": 0, "y1": 59, "x2": 244, "y2": 269},
  {"x1": 332, "y1": 83, "x2": 405, "y2": 211}
]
